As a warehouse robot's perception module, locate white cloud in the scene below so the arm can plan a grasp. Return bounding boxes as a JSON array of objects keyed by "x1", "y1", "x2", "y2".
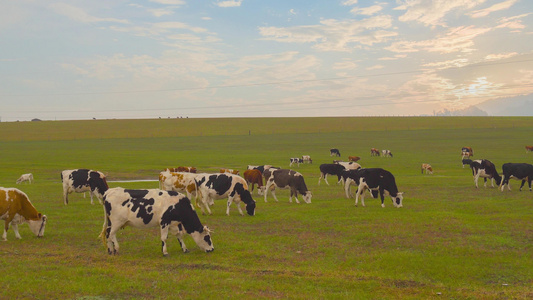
[
  {"x1": 49, "y1": 3, "x2": 129, "y2": 24},
  {"x1": 342, "y1": 0, "x2": 358, "y2": 6},
  {"x1": 149, "y1": 8, "x2": 175, "y2": 17},
  {"x1": 215, "y1": 0, "x2": 243, "y2": 8},
  {"x1": 350, "y1": 5, "x2": 383, "y2": 16},
  {"x1": 469, "y1": 0, "x2": 517, "y2": 18},
  {"x1": 395, "y1": 0, "x2": 486, "y2": 27},
  {"x1": 366, "y1": 64, "x2": 384, "y2": 70},
  {"x1": 149, "y1": 0, "x2": 186, "y2": 4}
]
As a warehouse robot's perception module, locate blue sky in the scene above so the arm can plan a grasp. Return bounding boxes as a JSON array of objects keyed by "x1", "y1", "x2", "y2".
[{"x1": 1, "y1": 0, "x2": 532, "y2": 121}]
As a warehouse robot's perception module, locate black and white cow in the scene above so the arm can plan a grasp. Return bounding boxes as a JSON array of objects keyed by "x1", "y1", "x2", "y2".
[
  {"x1": 195, "y1": 173, "x2": 256, "y2": 216},
  {"x1": 462, "y1": 158, "x2": 473, "y2": 168},
  {"x1": 352, "y1": 168, "x2": 403, "y2": 208},
  {"x1": 469, "y1": 159, "x2": 501, "y2": 188},
  {"x1": 264, "y1": 169, "x2": 312, "y2": 204},
  {"x1": 289, "y1": 158, "x2": 303, "y2": 167},
  {"x1": 500, "y1": 163, "x2": 533, "y2": 192},
  {"x1": 318, "y1": 163, "x2": 346, "y2": 185},
  {"x1": 330, "y1": 148, "x2": 341, "y2": 157},
  {"x1": 61, "y1": 169, "x2": 108, "y2": 205},
  {"x1": 101, "y1": 188, "x2": 214, "y2": 255},
  {"x1": 381, "y1": 150, "x2": 393, "y2": 157},
  {"x1": 335, "y1": 161, "x2": 362, "y2": 170}
]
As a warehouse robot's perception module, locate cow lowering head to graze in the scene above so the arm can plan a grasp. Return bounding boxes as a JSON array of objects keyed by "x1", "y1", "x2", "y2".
[
  {"x1": 526, "y1": 146, "x2": 533, "y2": 153},
  {"x1": 302, "y1": 155, "x2": 312, "y2": 164},
  {"x1": 16, "y1": 173, "x2": 33, "y2": 184},
  {"x1": 194, "y1": 173, "x2": 256, "y2": 216},
  {"x1": 421, "y1": 163, "x2": 433, "y2": 174},
  {"x1": 220, "y1": 169, "x2": 239, "y2": 175},
  {"x1": 330, "y1": 148, "x2": 341, "y2": 157},
  {"x1": 264, "y1": 169, "x2": 312, "y2": 204},
  {"x1": 318, "y1": 163, "x2": 346, "y2": 185},
  {"x1": 353, "y1": 168, "x2": 403, "y2": 208},
  {"x1": 469, "y1": 159, "x2": 501, "y2": 188},
  {"x1": 381, "y1": 150, "x2": 393, "y2": 157},
  {"x1": 348, "y1": 156, "x2": 360, "y2": 162},
  {"x1": 0, "y1": 188, "x2": 47, "y2": 241},
  {"x1": 499, "y1": 163, "x2": 533, "y2": 192},
  {"x1": 289, "y1": 158, "x2": 303, "y2": 167},
  {"x1": 243, "y1": 169, "x2": 264, "y2": 196},
  {"x1": 462, "y1": 158, "x2": 473, "y2": 168},
  {"x1": 370, "y1": 148, "x2": 380, "y2": 156},
  {"x1": 101, "y1": 188, "x2": 213, "y2": 255},
  {"x1": 61, "y1": 169, "x2": 108, "y2": 205},
  {"x1": 461, "y1": 147, "x2": 473, "y2": 159}
]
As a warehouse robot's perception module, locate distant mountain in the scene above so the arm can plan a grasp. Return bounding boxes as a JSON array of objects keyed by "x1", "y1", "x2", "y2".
[
  {"x1": 433, "y1": 94, "x2": 533, "y2": 116},
  {"x1": 434, "y1": 106, "x2": 488, "y2": 116}
]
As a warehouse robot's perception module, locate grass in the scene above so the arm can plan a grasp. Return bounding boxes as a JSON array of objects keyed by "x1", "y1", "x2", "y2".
[{"x1": 1, "y1": 117, "x2": 533, "y2": 299}]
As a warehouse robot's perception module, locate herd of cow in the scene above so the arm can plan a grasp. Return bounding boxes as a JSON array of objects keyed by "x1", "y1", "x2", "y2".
[{"x1": 3, "y1": 144, "x2": 530, "y2": 256}]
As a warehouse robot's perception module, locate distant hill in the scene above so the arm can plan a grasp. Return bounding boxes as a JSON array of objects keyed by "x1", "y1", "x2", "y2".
[{"x1": 433, "y1": 94, "x2": 533, "y2": 116}]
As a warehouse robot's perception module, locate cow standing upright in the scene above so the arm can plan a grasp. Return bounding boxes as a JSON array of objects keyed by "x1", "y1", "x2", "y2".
[
  {"x1": 352, "y1": 168, "x2": 403, "y2": 208},
  {"x1": 159, "y1": 171, "x2": 202, "y2": 203},
  {"x1": 500, "y1": 163, "x2": 533, "y2": 192},
  {"x1": 194, "y1": 173, "x2": 256, "y2": 216},
  {"x1": 264, "y1": 169, "x2": 312, "y2": 204},
  {"x1": 318, "y1": 163, "x2": 346, "y2": 185},
  {"x1": 243, "y1": 169, "x2": 264, "y2": 195},
  {"x1": 469, "y1": 159, "x2": 501, "y2": 188},
  {"x1": 330, "y1": 148, "x2": 341, "y2": 157},
  {"x1": 61, "y1": 169, "x2": 109, "y2": 205},
  {"x1": 0, "y1": 188, "x2": 47, "y2": 241},
  {"x1": 101, "y1": 188, "x2": 213, "y2": 255},
  {"x1": 289, "y1": 158, "x2": 303, "y2": 167}
]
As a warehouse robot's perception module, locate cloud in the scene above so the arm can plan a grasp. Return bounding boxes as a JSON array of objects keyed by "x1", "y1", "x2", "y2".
[
  {"x1": 49, "y1": 3, "x2": 129, "y2": 24},
  {"x1": 395, "y1": 0, "x2": 486, "y2": 27},
  {"x1": 149, "y1": 0, "x2": 186, "y2": 4},
  {"x1": 350, "y1": 5, "x2": 383, "y2": 16},
  {"x1": 469, "y1": 0, "x2": 517, "y2": 18},
  {"x1": 341, "y1": 0, "x2": 358, "y2": 6},
  {"x1": 215, "y1": 0, "x2": 243, "y2": 8},
  {"x1": 148, "y1": 8, "x2": 175, "y2": 17}
]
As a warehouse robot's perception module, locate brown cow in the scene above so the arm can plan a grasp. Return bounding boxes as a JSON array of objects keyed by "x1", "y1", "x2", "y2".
[
  {"x1": 526, "y1": 145, "x2": 533, "y2": 153},
  {"x1": 220, "y1": 169, "x2": 239, "y2": 175},
  {"x1": 243, "y1": 169, "x2": 264, "y2": 195},
  {"x1": 421, "y1": 163, "x2": 433, "y2": 174},
  {"x1": 461, "y1": 147, "x2": 473, "y2": 159},
  {"x1": 1, "y1": 187, "x2": 47, "y2": 241},
  {"x1": 348, "y1": 156, "x2": 360, "y2": 162},
  {"x1": 166, "y1": 167, "x2": 197, "y2": 173}
]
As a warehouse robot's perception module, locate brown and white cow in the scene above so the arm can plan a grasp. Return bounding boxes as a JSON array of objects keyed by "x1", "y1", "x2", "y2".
[
  {"x1": 264, "y1": 169, "x2": 312, "y2": 204},
  {"x1": 166, "y1": 167, "x2": 197, "y2": 173},
  {"x1": 159, "y1": 171, "x2": 202, "y2": 204},
  {"x1": 370, "y1": 148, "x2": 380, "y2": 156},
  {"x1": 243, "y1": 169, "x2": 264, "y2": 195},
  {"x1": 220, "y1": 169, "x2": 239, "y2": 175},
  {"x1": 16, "y1": 173, "x2": 34, "y2": 184},
  {"x1": 421, "y1": 163, "x2": 433, "y2": 174},
  {"x1": 462, "y1": 147, "x2": 473, "y2": 159},
  {"x1": 1, "y1": 188, "x2": 47, "y2": 241},
  {"x1": 302, "y1": 155, "x2": 312, "y2": 164},
  {"x1": 526, "y1": 146, "x2": 533, "y2": 153},
  {"x1": 101, "y1": 187, "x2": 213, "y2": 255}
]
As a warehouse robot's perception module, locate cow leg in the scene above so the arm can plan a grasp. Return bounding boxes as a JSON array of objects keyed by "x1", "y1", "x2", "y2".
[
  {"x1": 355, "y1": 185, "x2": 366, "y2": 207},
  {"x1": 3, "y1": 220, "x2": 11, "y2": 241},
  {"x1": 483, "y1": 178, "x2": 487, "y2": 188},
  {"x1": 344, "y1": 179, "x2": 353, "y2": 198},
  {"x1": 519, "y1": 179, "x2": 526, "y2": 191},
  {"x1": 160, "y1": 226, "x2": 170, "y2": 256},
  {"x1": 170, "y1": 223, "x2": 189, "y2": 253},
  {"x1": 90, "y1": 191, "x2": 94, "y2": 205},
  {"x1": 379, "y1": 188, "x2": 386, "y2": 208},
  {"x1": 106, "y1": 226, "x2": 120, "y2": 255},
  {"x1": 290, "y1": 189, "x2": 300, "y2": 204},
  {"x1": 11, "y1": 223, "x2": 21, "y2": 239}
]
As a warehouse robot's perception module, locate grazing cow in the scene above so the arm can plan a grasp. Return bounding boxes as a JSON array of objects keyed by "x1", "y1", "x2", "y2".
[
  {"x1": 421, "y1": 163, "x2": 433, "y2": 174},
  {"x1": 0, "y1": 188, "x2": 47, "y2": 241},
  {"x1": 195, "y1": 173, "x2": 256, "y2": 216},
  {"x1": 61, "y1": 169, "x2": 109, "y2": 205},
  {"x1": 330, "y1": 148, "x2": 341, "y2": 157},
  {"x1": 500, "y1": 163, "x2": 533, "y2": 192},
  {"x1": 342, "y1": 169, "x2": 364, "y2": 199},
  {"x1": 462, "y1": 158, "x2": 473, "y2": 168},
  {"x1": 243, "y1": 169, "x2": 264, "y2": 195},
  {"x1": 167, "y1": 167, "x2": 197, "y2": 173},
  {"x1": 381, "y1": 150, "x2": 393, "y2": 157},
  {"x1": 101, "y1": 188, "x2": 214, "y2": 255},
  {"x1": 462, "y1": 147, "x2": 473, "y2": 159},
  {"x1": 289, "y1": 158, "x2": 303, "y2": 167},
  {"x1": 526, "y1": 146, "x2": 533, "y2": 153},
  {"x1": 318, "y1": 163, "x2": 346, "y2": 185},
  {"x1": 469, "y1": 159, "x2": 501, "y2": 188},
  {"x1": 302, "y1": 155, "x2": 312, "y2": 164},
  {"x1": 348, "y1": 156, "x2": 360, "y2": 162},
  {"x1": 370, "y1": 148, "x2": 380, "y2": 156},
  {"x1": 353, "y1": 168, "x2": 403, "y2": 208},
  {"x1": 335, "y1": 161, "x2": 361, "y2": 170},
  {"x1": 247, "y1": 165, "x2": 273, "y2": 174},
  {"x1": 159, "y1": 171, "x2": 201, "y2": 203},
  {"x1": 16, "y1": 173, "x2": 33, "y2": 184},
  {"x1": 220, "y1": 169, "x2": 239, "y2": 175},
  {"x1": 264, "y1": 169, "x2": 312, "y2": 204}
]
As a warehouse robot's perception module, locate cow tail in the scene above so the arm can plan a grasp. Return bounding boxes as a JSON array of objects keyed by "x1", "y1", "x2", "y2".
[{"x1": 99, "y1": 206, "x2": 108, "y2": 247}]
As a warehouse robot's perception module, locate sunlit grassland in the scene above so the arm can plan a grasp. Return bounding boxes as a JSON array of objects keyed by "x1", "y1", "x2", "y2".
[{"x1": 0, "y1": 117, "x2": 532, "y2": 299}]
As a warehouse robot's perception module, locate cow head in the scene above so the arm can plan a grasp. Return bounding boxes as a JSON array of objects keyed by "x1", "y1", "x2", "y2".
[
  {"x1": 28, "y1": 214, "x2": 47, "y2": 237},
  {"x1": 302, "y1": 191, "x2": 312, "y2": 204},
  {"x1": 245, "y1": 198, "x2": 256, "y2": 216},
  {"x1": 391, "y1": 192, "x2": 403, "y2": 208},
  {"x1": 190, "y1": 225, "x2": 214, "y2": 252}
]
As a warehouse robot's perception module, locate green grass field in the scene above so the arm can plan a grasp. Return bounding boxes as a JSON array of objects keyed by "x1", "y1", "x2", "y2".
[{"x1": 1, "y1": 117, "x2": 532, "y2": 299}]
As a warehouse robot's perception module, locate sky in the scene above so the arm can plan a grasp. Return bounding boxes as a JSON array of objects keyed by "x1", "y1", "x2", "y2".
[{"x1": 1, "y1": 0, "x2": 532, "y2": 121}]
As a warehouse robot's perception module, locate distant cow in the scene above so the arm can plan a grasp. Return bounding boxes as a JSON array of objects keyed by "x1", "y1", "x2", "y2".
[
  {"x1": 353, "y1": 168, "x2": 403, "y2": 208},
  {"x1": 101, "y1": 188, "x2": 214, "y2": 255},
  {"x1": 381, "y1": 150, "x2": 393, "y2": 157},
  {"x1": 167, "y1": 167, "x2": 197, "y2": 173},
  {"x1": 195, "y1": 173, "x2": 256, "y2": 216},
  {"x1": 1, "y1": 188, "x2": 47, "y2": 241},
  {"x1": 462, "y1": 147, "x2": 473, "y2": 159},
  {"x1": 421, "y1": 164, "x2": 433, "y2": 174},
  {"x1": 16, "y1": 173, "x2": 33, "y2": 184},
  {"x1": 462, "y1": 158, "x2": 473, "y2": 168},
  {"x1": 61, "y1": 169, "x2": 109, "y2": 205},
  {"x1": 370, "y1": 148, "x2": 380, "y2": 156},
  {"x1": 526, "y1": 146, "x2": 533, "y2": 153},
  {"x1": 289, "y1": 158, "x2": 303, "y2": 167},
  {"x1": 500, "y1": 163, "x2": 533, "y2": 192},
  {"x1": 302, "y1": 155, "x2": 312, "y2": 164},
  {"x1": 318, "y1": 163, "x2": 346, "y2": 185},
  {"x1": 243, "y1": 169, "x2": 264, "y2": 195},
  {"x1": 469, "y1": 159, "x2": 501, "y2": 188},
  {"x1": 220, "y1": 169, "x2": 239, "y2": 175},
  {"x1": 330, "y1": 148, "x2": 341, "y2": 157},
  {"x1": 348, "y1": 156, "x2": 360, "y2": 162},
  {"x1": 264, "y1": 169, "x2": 312, "y2": 204}
]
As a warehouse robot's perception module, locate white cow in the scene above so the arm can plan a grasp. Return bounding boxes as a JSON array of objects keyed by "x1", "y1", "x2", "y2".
[{"x1": 16, "y1": 173, "x2": 33, "y2": 184}]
